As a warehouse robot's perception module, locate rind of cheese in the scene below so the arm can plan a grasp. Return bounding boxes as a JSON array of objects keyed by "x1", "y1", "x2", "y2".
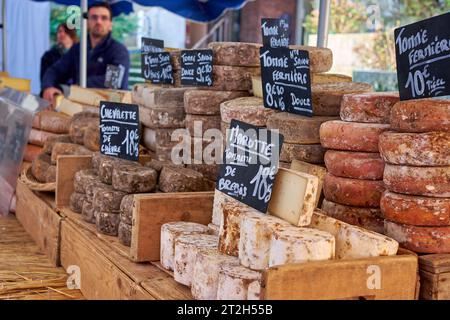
[
  {"x1": 69, "y1": 192, "x2": 86, "y2": 213},
  {"x1": 185, "y1": 114, "x2": 221, "y2": 137},
  {"x1": 280, "y1": 143, "x2": 325, "y2": 164},
  {"x1": 216, "y1": 263, "x2": 262, "y2": 300},
  {"x1": 96, "y1": 212, "x2": 120, "y2": 236},
  {"x1": 51, "y1": 142, "x2": 92, "y2": 165},
  {"x1": 184, "y1": 90, "x2": 248, "y2": 115},
  {"x1": 73, "y1": 169, "x2": 98, "y2": 194},
  {"x1": 28, "y1": 129, "x2": 61, "y2": 147},
  {"x1": 43, "y1": 134, "x2": 72, "y2": 155},
  {"x1": 119, "y1": 195, "x2": 134, "y2": 225},
  {"x1": 159, "y1": 166, "x2": 210, "y2": 193},
  {"x1": 207, "y1": 223, "x2": 220, "y2": 236},
  {"x1": 31, "y1": 153, "x2": 52, "y2": 183},
  {"x1": 220, "y1": 97, "x2": 277, "y2": 126},
  {"x1": 81, "y1": 201, "x2": 95, "y2": 224},
  {"x1": 139, "y1": 105, "x2": 186, "y2": 129},
  {"x1": 290, "y1": 160, "x2": 327, "y2": 208},
  {"x1": 112, "y1": 164, "x2": 157, "y2": 193},
  {"x1": 24, "y1": 144, "x2": 43, "y2": 162},
  {"x1": 208, "y1": 42, "x2": 262, "y2": 67},
  {"x1": 141, "y1": 87, "x2": 187, "y2": 108},
  {"x1": 324, "y1": 150, "x2": 385, "y2": 180},
  {"x1": 212, "y1": 189, "x2": 238, "y2": 226},
  {"x1": 93, "y1": 189, "x2": 127, "y2": 213},
  {"x1": 83, "y1": 124, "x2": 100, "y2": 152},
  {"x1": 32, "y1": 111, "x2": 71, "y2": 134},
  {"x1": 118, "y1": 222, "x2": 132, "y2": 247}
]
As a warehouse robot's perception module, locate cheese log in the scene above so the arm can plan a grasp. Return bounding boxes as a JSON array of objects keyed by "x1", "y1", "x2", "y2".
[
  {"x1": 384, "y1": 164, "x2": 450, "y2": 197},
  {"x1": 390, "y1": 98, "x2": 450, "y2": 133},
  {"x1": 96, "y1": 212, "x2": 120, "y2": 236},
  {"x1": 28, "y1": 129, "x2": 61, "y2": 147},
  {"x1": 208, "y1": 42, "x2": 261, "y2": 67},
  {"x1": 220, "y1": 97, "x2": 277, "y2": 126},
  {"x1": 323, "y1": 173, "x2": 385, "y2": 207},
  {"x1": 83, "y1": 124, "x2": 100, "y2": 151},
  {"x1": 32, "y1": 111, "x2": 71, "y2": 134},
  {"x1": 268, "y1": 168, "x2": 319, "y2": 226},
  {"x1": 324, "y1": 150, "x2": 385, "y2": 180},
  {"x1": 69, "y1": 116, "x2": 98, "y2": 145},
  {"x1": 141, "y1": 87, "x2": 187, "y2": 108},
  {"x1": 340, "y1": 92, "x2": 399, "y2": 124},
  {"x1": 73, "y1": 169, "x2": 98, "y2": 194},
  {"x1": 321, "y1": 199, "x2": 384, "y2": 234},
  {"x1": 219, "y1": 201, "x2": 252, "y2": 256},
  {"x1": 81, "y1": 201, "x2": 95, "y2": 224},
  {"x1": 85, "y1": 181, "x2": 112, "y2": 203},
  {"x1": 384, "y1": 221, "x2": 450, "y2": 253},
  {"x1": 379, "y1": 131, "x2": 450, "y2": 166},
  {"x1": 31, "y1": 153, "x2": 52, "y2": 183},
  {"x1": 91, "y1": 152, "x2": 107, "y2": 174},
  {"x1": 280, "y1": 143, "x2": 325, "y2": 164},
  {"x1": 93, "y1": 189, "x2": 127, "y2": 213},
  {"x1": 120, "y1": 194, "x2": 134, "y2": 225},
  {"x1": 45, "y1": 165, "x2": 57, "y2": 183},
  {"x1": 381, "y1": 191, "x2": 450, "y2": 226},
  {"x1": 174, "y1": 234, "x2": 219, "y2": 286},
  {"x1": 51, "y1": 142, "x2": 92, "y2": 165},
  {"x1": 268, "y1": 113, "x2": 337, "y2": 144},
  {"x1": 69, "y1": 192, "x2": 86, "y2": 213},
  {"x1": 207, "y1": 223, "x2": 220, "y2": 236},
  {"x1": 320, "y1": 120, "x2": 390, "y2": 152},
  {"x1": 112, "y1": 164, "x2": 157, "y2": 193},
  {"x1": 24, "y1": 144, "x2": 43, "y2": 162},
  {"x1": 118, "y1": 222, "x2": 132, "y2": 247},
  {"x1": 139, "y1": 105, "x2": 185, "y2": 129},
  {"x1": 239, "y1": 211, "x2": 289, "y2": 270},
  {"x1": 98, "y1": 156, "x2": 134, "y2": 185},
  {"x1": 311, "y1": 210, "x2": 399, "y2": 259},
  {"x1": 187, "y1": 163, "x2": 221, "y2": 181},
  {"x1": 290, "y1": 160, "x2": 327, "y2": 208},
  {"x1": 311, "y1": 82, "x2": 373, "y2": 116},
  {"x1": 159, "y1": 166, "x2": 210, "y2": 192},
  {"x1": 160, "y1": 222, "x2": 210, "y2": 271},
  {"x1": 185, "y1": 114, "x2": 221, "y2": 137},
  {"x1": 184, "y1": 90, "x2": 248, "y2": 115},
  {"x1": 191, "y1": 248, "x2": 240, "y2": 300},
  {"x1": 216, "y1": 264, "x2": 262, "y2": 300},
  {"x1": 269, "y1": 226, "x2": 335, "y2": 267},
  {"x1": 212, "y1": 189, "x2": 239, "y2": 226},
  {"x1": 43, "y1": 134, "x2": 72, "y2": 155}
]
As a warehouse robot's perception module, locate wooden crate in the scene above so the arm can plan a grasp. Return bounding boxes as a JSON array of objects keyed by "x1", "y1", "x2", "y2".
[
  {"x1": 419, "y1": 254, "x2": 450, "y2": 300},
  {"x1": 56, "y1": 155, "x2": 214, "y2": 262}
]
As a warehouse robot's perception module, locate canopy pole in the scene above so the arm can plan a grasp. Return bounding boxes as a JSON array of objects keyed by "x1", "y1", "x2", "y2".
[
  {"x1": 80, "y1": 0, "x2": 88, "y2": 88},
  {"x1": 316, "y1": 0, "x2": 330, "y2": 47},
  {"x1": 2, "y1": 0, "x2": 7, "y2": 72}
]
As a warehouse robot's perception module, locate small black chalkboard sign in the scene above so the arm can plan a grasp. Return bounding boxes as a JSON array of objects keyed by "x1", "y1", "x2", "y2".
[
  {"x1": 142, "y1": 52, "x2": 174, "y2": 84},
  {"x1": 100, "y1": 101, "x2": 140, "y2": 162},
  {"x1": 180, "y1": 49, "x2": 213, "y2": 86},
  {"x1": 216, "y1": 120, "x2": 284, "y2": 213},
  {"x1": 104, "y1": 64, "x2": 125, "y2": 89},
  {"x1": 261, "y1": 18, "x2": 290, "y2": 48},
  {"x1": 260, "y1": 47, "x2": 313, "y2": 116},
  {"x1": 395, "y1": 12, "x2": 450, "y2": 100},
  {"x1": 141, "y1": 37, "x2": 164, "y2": 54}
]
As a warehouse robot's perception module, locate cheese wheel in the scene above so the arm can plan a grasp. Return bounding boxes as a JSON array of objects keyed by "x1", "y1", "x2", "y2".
[
  {"x1": 144, "y1": 159, "x2": 181, "y2": 174},
  {"x1": 311, "y1": 210, "x2": 399, "y2": 259},
  {"x1": 323, "y1": 173, "x2": 385, "y2": 207},
  {"x1": 340, "y1": 92, "x2": 399, "y2": 124},
  {"x1": 132, "y1": 83, "x2": 145, "y2": 105},
  {"x1": 207, "y1": 223, "x2": 219, "y2": 236},
  {"x1": 268, "y1": 113, "x2": 337, "y2": 144},
  {"x1": 185, "y1": 114, "x2": 221, "y2": 137},
  {"x1": 184, "y1": 90, "x2": 248, "y2": 115},
  {"x1": 118, "y1": 222, "x2": 132, "y2": 247},
  {"x1": 187, "y1": 163, "x2": 220, "y2": 181},
  {"x1": 312, "y1": 73, "x2": 352, "y2": 84},
  {"x1": 390, "y1": 98, "x2": 450, "y2": 133},
  {"x1": 120, "y1": 194, "x2": 134, "y2": 225},
  {"x1": 31, "y1": 153, "x2": 52, "y2": 183},
  {"x1": 384, "y1": 164, "x2": 450, "y2": 197},
  {"x1": 208, "y1": 42, "x2": 261, "y2": 67},
  {"x1": 32, "y1": 111, "x2": 71, "y2": 134},
  {"x1": 289, "y1": 160, "x2": 327, "y2": 207},
  {"x1": 212, "y1": 189, "x2": 239, "y2": 226},
  {"x1": 141, "y1": 87, "x2": 187, "y2": 108},
  {"x1": 43, "y1": 134, "x2": 72, "y2": 155},
  {"x1": 311, "y1": 82, "x2": 373, "y2": 116},
  {"x1": 112, "y1": 164, "x2": 157, "y2": 193},
  {"x1": 24, "y1": 144, "x2": 43, "y2": 162},
  {"x1": 142, "y1": 127, "x2": 181, "y2": 152},
  {"x1": 216, "y1": 264, "x2": 262, "y2": 300},
  {"x1": 28, "y1": 129, "x2": 61, "y2": 147},
  {"x1": 93, "y1": 189, "x2": 127, "y2": 213},
  {"x1": 384, "y1": 221, "x2": 450, "y2": 253},
  {"x1": 280, "y1": 143, "x2": 325, "y2": 163},
  {"x1": 45, "y1": 165, "x2": 56, "y2": 183},
  {"x1": 269, "y1": 226, "x2": 335, "y2": 267},
  {"x1": 191, "y1": 248, "x2": 240, "y2": 300},
  {"x1": 98, "y1": 156, "x2": 134, "y2": 185},
  {"x1": 320, "y1": 120, "x2": 390, "y2": 152},
  {"x1": 219, "y1": 201, "x2": 251, "y2": 256},
  {"x1": 139, "y1": 105, "x2": 185, "y2": 129},
  {"x1": 73, "y1": 169, "x2": 97, "y2": 194},
  {"x1": 379, "y1": 131, "x2": 450, "y2": 166},
  {"x1": 160, "y1": 222, "x2": 210, "y2": 271},
  {"x1": 51, "y1": 142, "x2": 92, "y2": 165},
  {"x1": 174, "y1": 234, "x2": 218, "y2": 286},
  {"x1": 220, "y1": 97, "x2": 277, "y2": 126},
  {"x1": 324, "y1": 150, "x2": 385, "y2": 180},
  {"x1": 96, "y1": 212, "x2": 120, "y2": 236},
  {"x1": 381, "y1": 191, "x2": 450, "y2": 226},
  {"x1": 159, "y1": 166, "x2": 209, "y2": 192},
  {"x1": 91, "y1": 152, "x2": 107, "y2": 174},
  {"x1": 321, "y1": 199, "x2": 384, "y2": 234},
  {"x1": 239, "y1": 211, "x2": 289, "y2": 270},
  {"x1": 83, "y1": 124, "x2": 100, "y2": 151},
  {"x1": 81, "y1": 201, "x2": 95, "y2": 224},
  {"x1": 69, "y1": 192, "x2": 86, "y2": 213},
  {"x1": 69, "y1": 115, "x2": 98, "y2": 145},
  {"x1": 85, "y1": 181, "x2": 112, "y2": 203}
]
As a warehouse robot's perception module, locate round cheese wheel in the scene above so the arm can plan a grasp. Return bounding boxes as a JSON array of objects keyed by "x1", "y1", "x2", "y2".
[
  {"x1": 187, "y1": 163, "x2": 221, "y2": 182},
  {"x1": 320, "y1": 120, "x2": 390, "y2": 152},
  {"x1": 69, "y1": 192, "x2": 86, "y2": 213},
  {"x1": 185, "y1": 114, "x2": 221, "y2": 137},
  {"x1": 220, "y1": 97, "x2": 277, "y2": 126},
  {"x1": 98, "y1": 156, "x2": 134, "y2": 185},
  {"x1": 324, "y1": 150, "x2": 385, "y2": 180},
  {"x1": 45, "y1": 165, "x2": 57, "y2": 183},
  {"x1": 28, "y1": 129, "x2": 61, "y2": 147},
  {"x1": 379, "y1": 131, "x2": 450, "y2": 166},
  {"x1": 280, "y1": 143, "x2": 325, "y2": 163},
  {"x1": 96, "y1": 212, "x2": 120, "y2": 236},
  {"x1": 323, "y1": 173, "x2": 385, "y2": 207},
  {"x1": 31, "y1": 153, "x2": 52, "y2": 183},
  {"x1": 83, "y1": 124, "x2": 100, "y2": 151},
  {"x1": 139, "y1": 105, "x2": 186, "y2": 129},
  {"x1": 381, "y1": 191, "x2": 450, "y2": 226},
  {"x1": 69, "y1": 115, "x2": 98, "y2": 145},
  {"x1": 184, "y1": 90, "x2": 248, "y2": 115},
  {"x1": 81, "y1": 201, "x2": 95, "y2": 224},
  {"x1": 73, "y1": 169, "x2": 97, "y2": 194},
  {"x1": 85, "y1": 181, "x2": 112, "y2": 203},
  {"x1": 33, "y1": 111, "x2": 71, "y2": 134},
  {"x1": 208, "y1": 42, "x2": 261, "y2": 67},
  {"x1": 112, "y1": 164, "x2": 157, "y2": 193},
  {"x1": 93, "y1": 189, "x2": 127, "y2": 213},
  {"x1": 120, "y1": 194, "x2": 134, "y2": 225},
  {"x1": 216, "y1": 264, "x2": 262, "y2": 300},
  {"x1": 118, "y1": 222, "x2": 132, "y2": 247},
  {"x1": 383, "y1": 164, "x2": 450, "y2": 197},
  {"x1": 159, "y1": 166, "x2": 209, "y2": 193},
  {"x1": 51, "y1": 142, "x2": 92, "y2": 165},
  {"x1": 43, "y1": 134, "x2": 72, "y2": 155}
]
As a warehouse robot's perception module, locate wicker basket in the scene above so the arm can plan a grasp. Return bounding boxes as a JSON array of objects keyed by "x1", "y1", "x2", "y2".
[{"x1": 19, "y1": 166, "x2": 56, "y2": 192}]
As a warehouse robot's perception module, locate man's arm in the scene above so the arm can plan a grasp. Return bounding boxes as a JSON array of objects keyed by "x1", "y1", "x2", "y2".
[
  {"x1": 41, "y1": 47, "x2": 75, "y2": 91},
  {"x1": 112, "y1": 45, "x2": 130, "y2": 90}
]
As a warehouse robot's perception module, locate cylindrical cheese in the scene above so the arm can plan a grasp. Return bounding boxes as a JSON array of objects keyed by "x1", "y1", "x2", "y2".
[
  {"x1": 120, "y1": 194, "x2": 134, "y2": 225},
  {"x1": 184, "y1": 90, "x2": 248, "y2": 115},
  {"x1": 208, "y1": 42, "x2": 261, "y2": 67},
  {"x1": 159, "y1": 166, "x2": 209, "y2": 193},
  {"x1": 112, "y1": 164, "x2": 157, "y2": 193},
  {"x1": 218, "y1": 201, "x2": 250, "y2": 257},
  {"x1": 85, "y1": 181, "x2": 112, "y2": 203},
  {"x1": 81, "y1": 200, "x2": 95, "y2": 224},
  {"x1": 139, "y1": 105, "x2": 186, "y2": 129},
  {"x1": 43, "y1": 134, "x2": 72, "y2": 155},
  {"x1": 69, "y1": 115, "x2": 98, "y2": 145},
  {"x1": 185, "y1": 114, "x2": 221, "y2": 137},
  {"x1": 45, "y1": 165, "x2": 56, "y2": 183},
  {"x1": 83, "y1": 124, "x2": 100, "y2": 151},
  {"x1": 280, "y1": 143, "x2": 325, "y2": 164},
  {"x1": 96, "y1": 212, "x2": 120, "y2": 236},
  {"x1": 32, "y1": 111, "x2": 71, "y2": 134},
  {"x1": 73, "y1": 169, "x2": 98, "y2": 194},
  {"x1": 69, "y1": 192, "x2": 86, "y2": 213},
  {"x1": 216, "y1": 264, "x2": 262, "y2": 300},
  {"x1": 220, "y1": 97, "x2": 277, "y2": 126},
  {"x1": 51, "y1": 142, "x2": 92, "y2": 165},
  {"x1": 118, "y1": 222, "x2": 132, "y2": 247},
  {"x1": 31, "y1": 153, "x2": 52, "y2": 183},
  {"x1": 28, "y1": 128, "x2": 61, "y2": 147},
  {"x1": 93, "y1": 189, "x2": 127, "y2": 213},
  {"x1": 324, "y1": 150, "x2": 385, "y2": 180}
]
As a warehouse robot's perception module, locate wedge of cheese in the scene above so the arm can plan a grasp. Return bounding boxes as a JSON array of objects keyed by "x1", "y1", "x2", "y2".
[{"x1": 290, "y1": 160, "x2": 326, "y2": 208}]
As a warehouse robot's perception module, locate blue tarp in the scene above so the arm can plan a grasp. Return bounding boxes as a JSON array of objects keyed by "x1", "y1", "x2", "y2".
[{"x1": 32, "y1": 0, "x2": 249, "y2": 22}]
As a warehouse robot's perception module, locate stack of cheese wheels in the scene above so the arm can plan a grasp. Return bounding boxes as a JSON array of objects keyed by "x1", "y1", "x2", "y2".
[
  {"x1": 319, "y1": 92, "x2": 399, "y2": 234},
  {"x1": 380, "y1": 98, "x2": 450, "y2": 253}
]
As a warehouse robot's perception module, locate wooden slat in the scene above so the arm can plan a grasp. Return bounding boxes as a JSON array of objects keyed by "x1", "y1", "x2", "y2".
[
  {"x1": 140, "y1": 265, "x2": 192, "y2": 300},
  {"x1": 130, "y1": 192, "x2": 214, "y2": 262},
  {"x1": 15, "y1": 180, "x2": 62, "y2": 266},
  {"x1": 419, "y1": 254, "x2": 450, "y2": 274}
]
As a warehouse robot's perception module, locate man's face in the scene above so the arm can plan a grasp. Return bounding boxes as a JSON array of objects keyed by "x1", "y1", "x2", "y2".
[{"x1": 88, "y1": 7, "x2": 112, "y2": 38}]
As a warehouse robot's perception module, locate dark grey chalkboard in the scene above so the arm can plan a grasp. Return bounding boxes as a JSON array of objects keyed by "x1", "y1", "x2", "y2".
[
  {"x1": 180, "y1": 49, "x2": 213, "y2": 86},
  {"x1": 261, "y1": 18, "x2": 290, "y2": 48},
  {"x1": 142, "y1": 52, "x2": 174, "y2": 84}
]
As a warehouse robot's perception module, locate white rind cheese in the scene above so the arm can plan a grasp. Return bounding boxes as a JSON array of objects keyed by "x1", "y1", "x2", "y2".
[{"x1": 216, "y1": 264, "x2": 262, "y2": 300}]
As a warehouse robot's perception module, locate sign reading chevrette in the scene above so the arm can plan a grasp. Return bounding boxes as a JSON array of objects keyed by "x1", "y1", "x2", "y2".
[{"x1": 395, "y1": 12, "x2": 450, "y2": 100}]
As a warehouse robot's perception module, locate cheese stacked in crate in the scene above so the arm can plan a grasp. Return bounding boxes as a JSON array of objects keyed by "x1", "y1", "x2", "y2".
[
  {"x1": 319, "y1": 92, "x2": 400, "y2": 234},
  {"x1": 379, "y1": 99, "x2": 450, "y2": 253}
]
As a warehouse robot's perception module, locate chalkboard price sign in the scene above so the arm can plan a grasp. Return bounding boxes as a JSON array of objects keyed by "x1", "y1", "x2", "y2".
[
  {"x1": 216, "y1": 120, "x2": 284, "y2": 213},
  {"x1": 260, "y1": 47, "x2": 313, "y2": 116},
  {"x1": 141, "y1": 38, "x2": 164, "y2": 54},
  {"x1": 395, "y1": 12, "x2": 450, "y2": 100},
  {"x1": 142, "y1": 52, "x2": 174, "y2": 84},
  {"x1": 100, "y1": 101, "x2": 140, "y2": 162},
  {"x1": 261, "y1": 18, "x2": 290, "y2": 48},
  {"x1": 104, "y1": 64, "x2": 125, "y2": 89},
  {"x1": 180, "y1": 50, "x2": 213, "y2": 86}
]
